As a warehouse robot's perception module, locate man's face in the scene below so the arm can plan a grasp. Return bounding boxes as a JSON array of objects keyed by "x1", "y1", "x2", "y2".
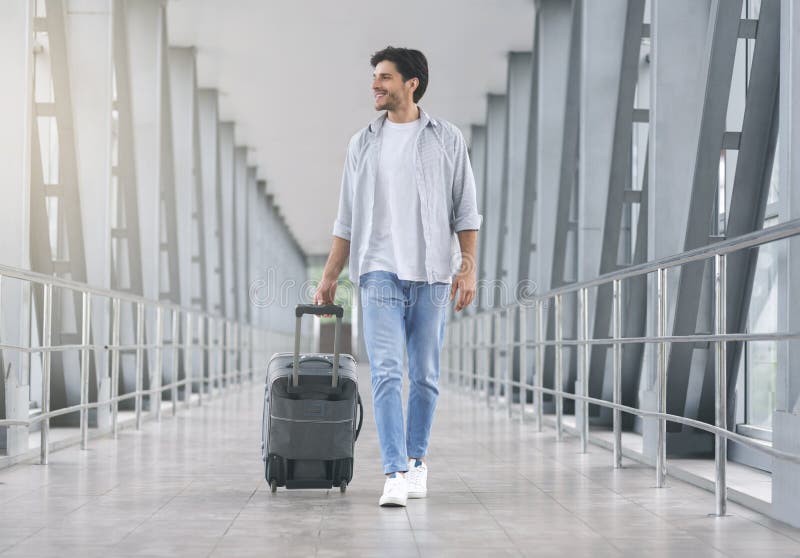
[{"x1": 372, "y1": 60, "x2": 415, "y2": 111}]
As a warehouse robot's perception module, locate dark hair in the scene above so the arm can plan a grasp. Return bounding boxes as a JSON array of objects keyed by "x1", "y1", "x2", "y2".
[{"x1": 370, "y1": 46, "x2": 429, "y2": 103}]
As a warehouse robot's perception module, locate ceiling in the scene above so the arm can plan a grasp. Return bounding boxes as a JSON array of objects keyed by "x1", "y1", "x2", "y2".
[{"x1": 167, "y1": 0, "x2": 535, "y2": 256}]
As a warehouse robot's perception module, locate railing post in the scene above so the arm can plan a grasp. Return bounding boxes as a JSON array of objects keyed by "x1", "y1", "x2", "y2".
[
  {"x1": 555, "y1": 294, "x2": 563, "y2": 442},
  {"x1": 236, "y1": 322, "x2": 242, "y2": 387},
  {"x1": 171, "y1": 308, "x2": 179, "y2": 416},
  {"x1": 714, "y1": 253, "x2": 728, "y2": 516},
  {"x1": 535, "y1": 299, "x2": 544, "y2": 432},
  {"x1": 469, "y1": 314, "x2": 480, "y2": 397},
  {"x1": 110, "y1": 297, "x2": 120, "y2": 439},
  {"x1": 185, "y1": 311, "x2": 193, "y2": 409},
  {"x1": 457, "y1": 319, "x2": 464, "y2": 388},
  {"x1": 612, "y1": 279, "x2": 623, "y2": 468},
  {"x1": 197, "y1": 314, "x2": 204, "y2": 406},
  {"x1": 454, "y1": 319, "x2": 459, "y2": 388},
  {"x1": 135, "y1": 302, "x2": 144, "y2": 430},
  {"x1": 209, "y1": 317, "x2": 216, "y2": 395},
  {"x1": 154, "y1": 306, "x2": 164, "y2": 422},
  {"x1": 248, "y1": 325, "x2": 254, "y2": 384},
  {"x1": 493, "y1": 312, "x2": 501, "y2": 406},
  {"x1": 578, "y1": 288, "x2": 588, "y2": 453},
  {"x1": 217, "y1": 318, "x2": 224, "y2": 393},
  {"x1": 506, "y1": 307, "x2": 514, "y2": 419},
  {"x1": 79, "y1": 291, "x2": 91, "y2": 450},
  {"x1": 519, "y1": 305, "x2": 527, "y2": 424},
  {"x1": 656, "y1": 268, "x2": 668, "y2": 488},
  {"x1": 40, "y1": 283, "x2": 53, "y2": 464},
  {"x1": 225, "y1": 320, "x2": 232, "y2": 388},
  {"x1": 484, "y1": 313, "x2": 491, "y2": 404}
]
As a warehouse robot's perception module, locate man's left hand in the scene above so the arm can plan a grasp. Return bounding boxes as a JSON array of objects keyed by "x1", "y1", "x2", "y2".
[{"x1": 450, "y1": 270, "x2": 476, "y2": 311}]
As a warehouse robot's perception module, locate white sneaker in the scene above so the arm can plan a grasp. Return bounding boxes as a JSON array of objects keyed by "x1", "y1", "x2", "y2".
[
  {"x1": 379, "y1": 474, "x2": 408, "y2": 507},
  {"x1": 407, "y1": 459, "x2": 427, "y2": 498}
]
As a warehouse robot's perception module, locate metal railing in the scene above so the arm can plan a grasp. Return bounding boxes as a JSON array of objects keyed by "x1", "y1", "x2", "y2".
[
  {"x1": 444, "y1": 217, "x2": 800, "y2": 517},
  {"x1": 0, "y1": 263, "x2": 306, "y2": 465}
]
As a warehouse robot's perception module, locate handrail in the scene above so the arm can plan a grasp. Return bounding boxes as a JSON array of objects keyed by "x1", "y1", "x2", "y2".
[
  {"x1": 445, "y1": 217, "x2": 800, "y2": 518},
  {"x1": 484, "y1": 217, "x2": 800, "y2": 308},
  {"x1": 0, "y1": 264, "x2": 310, "y2": 466},
  {"x1": 0, "y1": 260, "x2": 229, "y2": 320}
]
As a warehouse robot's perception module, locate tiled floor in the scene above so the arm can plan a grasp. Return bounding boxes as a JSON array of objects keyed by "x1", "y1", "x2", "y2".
[{"x1": 1, "y1": 364, "x2": 800, "y2": 557}]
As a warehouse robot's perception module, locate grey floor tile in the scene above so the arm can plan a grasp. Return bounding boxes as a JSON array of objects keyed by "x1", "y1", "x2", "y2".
[{"x1": 1, "y1": 364, "x2": 799, "y2": 558}]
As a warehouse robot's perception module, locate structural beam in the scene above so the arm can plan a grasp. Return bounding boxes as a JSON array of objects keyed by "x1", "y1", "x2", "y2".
[
  {"x1": 198, "y1": 90, "x2": 225, "y2": 316},
  {"x1": 774, "y1": 0, "x2": 800, "y2": 528},
  {"x1": 0, "y1": 1, "x2": 33, "y2": 455}
]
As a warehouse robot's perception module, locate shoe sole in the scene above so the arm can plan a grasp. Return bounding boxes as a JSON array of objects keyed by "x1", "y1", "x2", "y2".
[
  {"x1": 379, "y1": 496, "x2": 407, "y2": 507},
  {"x1": 407, "y1": 490, "x2": 427, "y2": 499}
]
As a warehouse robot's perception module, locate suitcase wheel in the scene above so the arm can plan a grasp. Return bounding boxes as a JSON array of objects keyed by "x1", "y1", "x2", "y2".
[
  {"x1": 339, "y1": 480, "x2": 347, "y2": 494},
  {"x1": 270, "y1": 480, "x2": 278, "y2": 493}
]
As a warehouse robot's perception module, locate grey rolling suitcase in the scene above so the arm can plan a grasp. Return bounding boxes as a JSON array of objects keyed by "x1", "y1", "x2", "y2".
[{"x1": 261, "y1": 304, "x2": 363, "y2": 493}]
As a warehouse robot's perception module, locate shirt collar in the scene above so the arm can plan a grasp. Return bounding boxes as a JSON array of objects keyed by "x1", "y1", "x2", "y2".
[{"x1": 368, "y1": 106, "x2": 437, "y2": 134}]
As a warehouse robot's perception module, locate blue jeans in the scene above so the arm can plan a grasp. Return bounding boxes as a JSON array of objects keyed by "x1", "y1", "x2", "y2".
[{"x1": 359, "y1": 271, "x2": 449, "y2": 474}]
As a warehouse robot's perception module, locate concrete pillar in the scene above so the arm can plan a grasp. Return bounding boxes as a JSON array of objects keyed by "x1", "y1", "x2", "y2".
[
  {"x1": 127, "y1": 0, "x2": 162, "y2": 304},
  {"x1": 773, "y1": 0, "x2": 800, "y2": 528},
  {"x1": 126, "y1": 0, "x2": 166, "y2": 390},
  {"x1": 534, "y1": 0, "x2": 572, "y2": 296},
  {"x1": 234, "y1": 146, "x2": 248, "y2": 323},
  {"x1": 500, "y1": 52, "x2": 533, "y2": 293},
  {"x1": 578, "y1": 0, "x2": 627, "y2": 285},
  {"x1": 218, "y1": 123, "x2": 237, "y2": 321},
  {"x1": 198, "y1": 90, "x2": 224, "y2": 316},
  {"x1": 468, "y1": 124, "x2": 486, "y2": 318},
  {"x1": 168, "y1": 46, "x2": 198, "y2": 309},
  {"x1": 643, "y1": 0, "x2": 711, "y2": 460},
  {"x1": 0, "y1": 1, "x2": 33, "y2": 455},
  {"x1": 479, "y1": 94, "x2": 506, "y2": 306},
  {"x1": 66, "y1": 0, "x2": 113, "y2": 427}
]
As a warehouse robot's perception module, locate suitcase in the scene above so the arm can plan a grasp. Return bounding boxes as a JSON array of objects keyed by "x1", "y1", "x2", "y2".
[{"x1": 261, "y1": 303, "x2": 363, "y2": 493}]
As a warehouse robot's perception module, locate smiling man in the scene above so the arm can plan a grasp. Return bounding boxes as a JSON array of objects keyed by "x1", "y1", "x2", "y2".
[{"x1": 314, "y1": 46, "x2": 482, "y2": 507}]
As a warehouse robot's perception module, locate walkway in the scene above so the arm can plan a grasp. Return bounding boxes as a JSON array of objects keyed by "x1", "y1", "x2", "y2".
[{"x1": 1, "y1": 364, "x2": 799, "y2": 557}]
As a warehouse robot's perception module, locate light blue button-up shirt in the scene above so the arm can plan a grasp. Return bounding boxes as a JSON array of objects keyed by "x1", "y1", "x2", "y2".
[{"x1": 332, "y1": 108, "x2": 483, "y2": 284}]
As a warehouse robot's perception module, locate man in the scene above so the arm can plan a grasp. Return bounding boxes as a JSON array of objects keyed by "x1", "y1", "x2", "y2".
[{"x1": 314, "y1": 46, "x2": 481, "y2": 507}]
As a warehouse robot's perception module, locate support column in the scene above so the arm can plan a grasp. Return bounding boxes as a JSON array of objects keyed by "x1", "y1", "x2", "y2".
[
  {"x1": 218, "y1": 123, "x2": 237, "y2": 321},
  {"x1": 126, "y1": 0, "x2": 163, "y2": 396},
  {"x1": 0, "y1": 1, "x2": 33, "y2": 455},
  {"x1": 535, "y1": 0, "x2": 572, "y2": 405},
  {"x1": 234, "y1": 146, "x2": 248, "y2": 323},
  {"x1": 577, "y1": 0, "x2": 627, "y2": 343},
  {"x1": 478, "y1": 94, "x2": 506, "y2": 310},
  {"x1": 198, "y1": 89, "x2": 225, "y2": 316},
  {"x1": 168, "y1": 46, "x2": 200, "y2": 310},
  {"x1": 497, "y1": 52, "x2": 533, "y2": 292},
  {"x1": 468, "y1": 124, "x2": 486, "y2": 318},
  {"x1": 498, "y1": 52, "x2": 533, "y2": 402},
  {"x1": 774, "y1": 0, "x2": 800, "y2": 528},
  {"x1": 643, "y1": 0, "x2": 711, "y2": 460},
  {"x1": 67, "y1": 0, "x2": 113, "y2": 428}
]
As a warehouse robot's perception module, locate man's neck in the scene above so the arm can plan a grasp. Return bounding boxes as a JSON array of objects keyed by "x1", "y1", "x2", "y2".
[{"x1": 386, "y1": 103, "x2": 420, "y2": 124}]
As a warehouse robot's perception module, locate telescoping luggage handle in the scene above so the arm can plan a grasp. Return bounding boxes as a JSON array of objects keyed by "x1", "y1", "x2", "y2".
[{"x1": 293, "y1": 304, "x2": 344, "y2": 388}]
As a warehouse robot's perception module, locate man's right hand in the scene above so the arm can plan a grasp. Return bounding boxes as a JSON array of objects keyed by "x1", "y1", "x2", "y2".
[{"x1": 313, "y1": 276, "x2": 339, "y2": 314}]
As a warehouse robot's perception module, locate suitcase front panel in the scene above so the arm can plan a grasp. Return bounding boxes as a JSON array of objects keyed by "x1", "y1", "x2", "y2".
[{"x1": 268, "y1": 396, "x2": 356, "y2": 460}]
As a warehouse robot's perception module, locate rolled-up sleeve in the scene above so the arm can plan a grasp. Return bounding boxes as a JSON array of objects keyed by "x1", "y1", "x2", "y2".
[
  {"x1": 451, "y1": 128, "x2": 483, "y2": 232},
  {"x1": 332, "y1": 136, "x2": 357, "y2": 240}
]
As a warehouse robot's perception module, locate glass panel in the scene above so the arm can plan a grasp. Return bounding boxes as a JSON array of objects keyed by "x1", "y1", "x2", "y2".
[{"x1": 746, "y1": 221, "x2": 778, "y2": 429}]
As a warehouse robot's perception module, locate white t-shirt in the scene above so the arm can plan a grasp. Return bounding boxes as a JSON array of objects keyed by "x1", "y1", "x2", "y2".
[{"x1": 361, "y1": 117, "x2": 427, "y2": 281}]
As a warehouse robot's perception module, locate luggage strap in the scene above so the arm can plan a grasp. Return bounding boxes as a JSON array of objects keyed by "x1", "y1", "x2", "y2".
[{"x1": 355, "y1": 393, "x2": 364, "y2": 441}]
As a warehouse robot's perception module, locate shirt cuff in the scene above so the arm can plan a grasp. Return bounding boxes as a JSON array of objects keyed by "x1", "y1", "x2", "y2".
[
  {"x1": 454, "y1": 213, "x2": 482, "y2": 232},
  {"x1": 332, "y1": 219, "x2": 351, "y2": 241}
]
